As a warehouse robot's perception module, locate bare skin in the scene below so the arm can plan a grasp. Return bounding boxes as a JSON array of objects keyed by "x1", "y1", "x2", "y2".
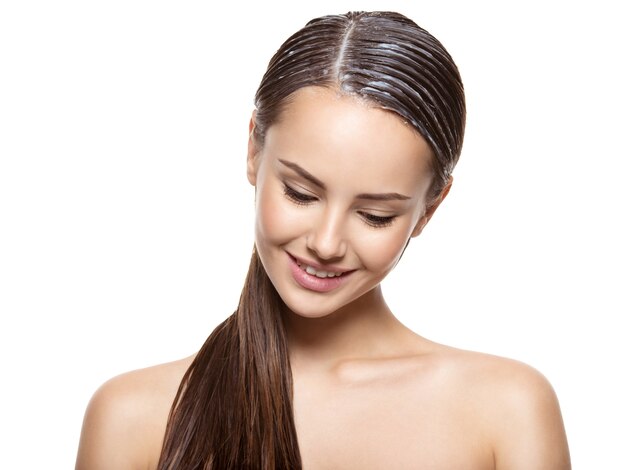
[
  {"x1": 75, "y1": 357, "x2": 192, "y2": 470},
  {"x1": 286, "y1": 288, "x2": 570, "y2": 469},
  {"x1": 76, "y1": 304, "x2": 570, "y2": 469}
]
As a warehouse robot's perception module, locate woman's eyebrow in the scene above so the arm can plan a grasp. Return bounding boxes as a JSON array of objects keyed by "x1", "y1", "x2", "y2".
[
  {"x1": 278, "y1": 159, "x2": 325, "y2": 189},
  {"x1": 278, "y1": 158, "x2": 411, "y2": 201},
  {"x1": 356, "y1": 192, "x2": 411, "y2": 201}
]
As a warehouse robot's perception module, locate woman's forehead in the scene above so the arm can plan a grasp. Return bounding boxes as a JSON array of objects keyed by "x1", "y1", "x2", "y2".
[{"x1": 264, "y1": 87, "x2": 434, "y2": 196}]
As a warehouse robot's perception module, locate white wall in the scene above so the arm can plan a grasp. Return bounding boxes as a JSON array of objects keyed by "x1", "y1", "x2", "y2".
[{"x1": 1, "y1": 0, "x2": 624, "y2": 468}]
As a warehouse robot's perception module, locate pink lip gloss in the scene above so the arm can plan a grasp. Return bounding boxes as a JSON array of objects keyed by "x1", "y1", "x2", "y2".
[{"x1": 288, "y1": 254, "x2": 352, "y2": 293}]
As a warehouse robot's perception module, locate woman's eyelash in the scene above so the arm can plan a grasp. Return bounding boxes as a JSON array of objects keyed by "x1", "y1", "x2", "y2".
[
  {"x1": 359, "y1": 212, "x2": 396, "y2": 228},
  {"x1": 283, "y1": 184, "x2": 317, "y2": 205},
  {"x1": 283, "y1": 183, "x2": 396, "y2": 227}
]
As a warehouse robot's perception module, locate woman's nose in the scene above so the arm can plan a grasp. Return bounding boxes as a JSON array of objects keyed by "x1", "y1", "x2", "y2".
[{"x1": 306, "y1": 207, "x2": 347, "y2": 261}]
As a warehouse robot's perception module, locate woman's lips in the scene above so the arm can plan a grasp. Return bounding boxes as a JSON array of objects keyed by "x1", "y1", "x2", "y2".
[{"x1": 287, "y1": 253, "x2": 353, "y2": 293}]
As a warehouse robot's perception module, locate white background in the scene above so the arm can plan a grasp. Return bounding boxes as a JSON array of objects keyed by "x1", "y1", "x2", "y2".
[{"x1": 1, "y1": 0, "x2": 624, "y2": 468}]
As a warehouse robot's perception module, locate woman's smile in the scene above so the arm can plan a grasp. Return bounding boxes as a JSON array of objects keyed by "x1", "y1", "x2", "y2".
[{"x1": 287, "y1": 251, "x2": 354, "y2": 293}]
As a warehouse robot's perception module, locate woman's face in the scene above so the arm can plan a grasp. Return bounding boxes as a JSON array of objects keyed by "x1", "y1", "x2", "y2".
[{"x1": 248, "y1": 86, "x2": 443, "y2": 318}]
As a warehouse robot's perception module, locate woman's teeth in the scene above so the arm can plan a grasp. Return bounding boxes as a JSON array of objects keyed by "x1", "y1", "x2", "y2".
[{"x1": 296, "y1": 260, "x2": 343, "y2": 278}]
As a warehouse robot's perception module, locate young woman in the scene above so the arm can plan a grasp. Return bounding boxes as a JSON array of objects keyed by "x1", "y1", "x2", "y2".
[{"x1": 76, "y1": 11, "x2": 570, "y2": 469}]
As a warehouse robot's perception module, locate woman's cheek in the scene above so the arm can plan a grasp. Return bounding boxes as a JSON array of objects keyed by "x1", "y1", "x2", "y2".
[
  {"x1": 355, "y1": 228, "x2": 411, "y2": 272},
  {"x1": 256, "y1": 184, "x2": 303, "y2": 245}
]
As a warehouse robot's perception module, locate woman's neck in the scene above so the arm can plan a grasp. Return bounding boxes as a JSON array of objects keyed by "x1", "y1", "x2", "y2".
[{"x1": 283, "y1": 286, "x2": 415, "y2": 372}]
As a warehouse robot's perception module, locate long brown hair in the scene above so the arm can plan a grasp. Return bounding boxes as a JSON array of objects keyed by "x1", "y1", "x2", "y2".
[{"x1": 157, "y1": 11, "x2": 465, "y2": 469}]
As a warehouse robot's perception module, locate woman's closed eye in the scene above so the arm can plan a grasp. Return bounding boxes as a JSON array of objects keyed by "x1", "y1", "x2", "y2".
[
  {"x1": 283, "y1": 183, "x2": 317, "y2": 205},
  {"x1": 358, "y1": 212, "x2": 396, "y2": 228}
]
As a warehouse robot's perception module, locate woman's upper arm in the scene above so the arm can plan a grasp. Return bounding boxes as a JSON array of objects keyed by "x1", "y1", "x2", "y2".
[
  {"x1": 75, "y1": 375, "x2": 149, "y2": 470},
  {"x1": 491, "y1": 363, "x2": 571, "y2": 470}
]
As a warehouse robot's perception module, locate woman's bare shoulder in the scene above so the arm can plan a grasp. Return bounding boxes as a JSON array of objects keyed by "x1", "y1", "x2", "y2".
[
  {"x1": 75, "y1": 355, "x2": 195, "y2": 470},
  {"x1": 427, "y1": 344, "x2": 571, "y2": 469},
  {"x1": 431, "y1": 344, "x2": 553, "y2": 389}
]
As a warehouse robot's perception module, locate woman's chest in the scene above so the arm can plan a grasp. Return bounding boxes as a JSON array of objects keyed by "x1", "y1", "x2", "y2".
[{"x1": 292, "y1": 370, "x2": 493, "y2": 470}]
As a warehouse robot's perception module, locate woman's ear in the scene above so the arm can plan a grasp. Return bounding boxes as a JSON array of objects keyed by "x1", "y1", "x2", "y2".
[
  {"x1": 247, "y1": 110, "x2": 259, "y2": 186},
  {"x1": 411, "y1": 176, "x2": 453, "y2": 238}
]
